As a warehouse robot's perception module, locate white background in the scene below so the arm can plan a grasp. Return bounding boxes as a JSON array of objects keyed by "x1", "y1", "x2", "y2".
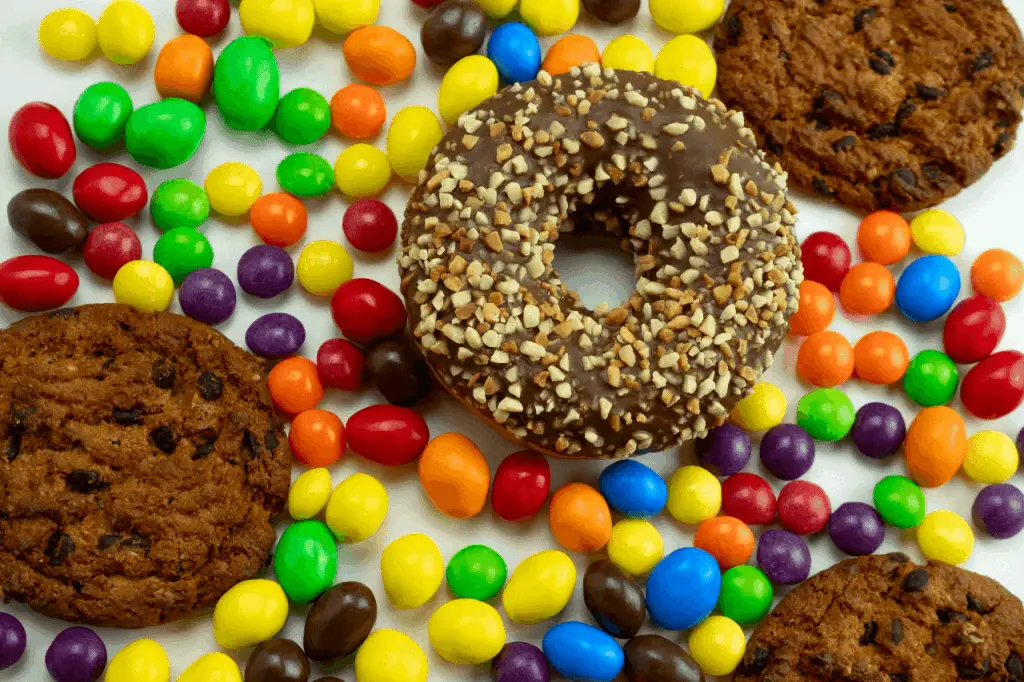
[{"x1": 2, "y1": 1, "x2": 1024, "y2": 680}]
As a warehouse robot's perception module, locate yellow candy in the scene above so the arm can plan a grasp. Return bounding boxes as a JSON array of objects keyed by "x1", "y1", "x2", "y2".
[
  {"x1": 205, "y1": 162, "x2": 263, "y2": 217},
  {"x1": 176, "y1": 653, "x2": 242, "y2": 682},
  {"x1": 731, "y1": 382, "x2": 786, "y2": 432},
  {"x1": 655, "y1": 35, "x2": 717, "y2": 98},
  {"x1": 918, "y1": 510, "x2": 974, "y2": 565},
  {"x1": 105, "y1": 639, "x2": 170, "y2": 682},
  {"x1": 334, "y1": 144, "x2": 391, "y2": 198},
  {"x1": 428, "y1": 599, "x2": 506, "y2": 665},
  {"x1": 650, "y1": 0, "x2": 725, "y2": 35},
  {"x1": 239, "y1": 0, "x2": 315, "y2": 49},
  {"x1": 355, "y1": 630, "x2": 428, "y2": 682},
  {"x1": 438, "y1": 55, "x2": 500, "y2": 124},
  {"x1": 97, "y1": 0, "x2": 155, "y2": 65},
  {"x1": 388, "y1": 106, "x2": 444, "y2": 182},
  {"x1": 38, "y1": 8, "x2": 97, "y2": 61},
  {"x1": 502, "y1": 549, "x2": 576, "y2": 624},
  {"x1": 113, "y1": 261, "x2": 174, "y2": 313},
  {"x1": 288, "y1": 468, "x2": 333, "y2": 520},
  {"x1": 688, "y1": 615, "x2": 746, "y2": 677},
  {"x1": 520, "y1": 0, "x2": 579, "y2": 36},
  {"x1": 910, "y1": 209, "x2": 965, "y2": 256},
  {"x1": 213, "y1": 579, "x2": 289, "y2": 649},
  {"x1": 601, "y1": 35, "x2": 654, "y2": 73},
  {"x1": 667, "y1": 465, "x2": 721, "y2": 524},
  {"x1": 607, "y1": 519, "x2": 664, "y2": 576},
  {"x1": 314, "y1": 0, "x2": 379, "y2": 33},
  {"x1": 296, "y1": 240, "x2": 353, "y2": 296},
  {"x1": 964, "y1": 431, "x2": 1019, "y2": 484},
  {"x1": 325, "y1": 472, "x2": 389, "y2": 542},
  {"x1": 381, "y1": 533, "x2": 444, "y2": 609},
  {"x1": 473, "y1": 0, "x2": 518, "y2": 19}
]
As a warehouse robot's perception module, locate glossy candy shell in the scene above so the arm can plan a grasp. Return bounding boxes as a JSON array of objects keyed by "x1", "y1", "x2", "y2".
[
  {"x1": 961, "y1": 350, "x2": 1024, "y2": 420},
  {"x1": 125, "y1": 98, "x2": 206, "y2": 169},
  {"x1": 0, "y1": 256, "x2": 79, "y2": 312},
  {"x1": 943, "y1": 295, "x2": 1005, "y2": 364},
  {"x1": 9, "y1": 102, "x2": 76, "y2": 178},
  {"x1": 72, "y1": 163, "x2": 148, "y2": 222},
  {"x1": 347, "y1": 404, "x2": 429, "y2": 465}
]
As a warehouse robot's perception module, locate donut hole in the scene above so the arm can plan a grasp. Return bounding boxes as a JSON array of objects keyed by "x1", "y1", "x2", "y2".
[{"x1": 553, "y1": 227, "x2": 636, "y2": 312}]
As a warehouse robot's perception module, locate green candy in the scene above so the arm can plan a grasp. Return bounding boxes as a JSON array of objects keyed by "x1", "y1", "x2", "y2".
[
  {"x1": 73, "y1": 82, "x2": 133, "y2": 150},
  {"x1": 903, "y1": 349, "x2": 959, "y2": 407},
  {"x1": 151, "y1": 179, "x2": 210, "y2": 232},
  {"x1": 718, "y1": 565, "x2": 773, "y2": 625},
  {"x1": 153, "y1": 227, "x2": 214, "y2": 284},
  {"x1": 445, "y1": 544, "x2": 507, "y2": 601},
  {"x1": 273, "y1": 520, "x2": 338, "y2": 604},
  {"x1": 214, "y1": 36, "x2": 281, "y2": 131},
  {"x1": 797, "y1": 388, "x2": 855, "y2": 441},
  {"x1": 273, "y1": 88, "x2": 330, "y2": 145},
  {"x1": 277, "y1": 152, "x2": 335, "y2": 197},
  {"x1": 125, "y1": 98, "x2": 206, "y2": 169},
  {"x1": 873, "y1": 475, "x2": 927, "y2": 529}
]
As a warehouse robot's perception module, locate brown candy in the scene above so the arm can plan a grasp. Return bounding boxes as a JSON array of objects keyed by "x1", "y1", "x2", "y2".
[
  {"x1": 582, "y1": 0, "x2": 641, "y2": 24},
  {"x1": 304, "y1": 581, "x2": 377, "y2": 662},
  {"x1": 623, "y1": 635, "x2": 704, "y2": 682},
  {"x1": 244, "y1": 639, "x2": 310, "y2": 682},
  {"x1": 313, "y1": 678, "x2": 348, "y2": 682},
  {"x1": 583, "y1": 559, "x2": 646, "y2": 639},
  {"x1": 7, "y1": 188, "x2": 89, "y2": 253},
  {"x1": 366, "y1": 339, "x2": 433, "y2": 407},
  {"x1": 421, "y1": 0, "x2": 488, "y2": 67}
]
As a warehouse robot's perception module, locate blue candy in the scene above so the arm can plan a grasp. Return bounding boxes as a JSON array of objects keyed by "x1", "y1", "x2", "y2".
[
  {"x1": 895, "y1": 255, "x2": 961, "y2": 323},
  {"x1": 645, "y1": 548, "x2": 721, "y2": 630},
  {"x1": 542, "y1": 621, "x2": 624, "y2": 682},
  {"x1": 598, "y1": 460, "x2": 667, "y2": 518},
  {"x1": 486, "y1": 22, "x2": 542, "y2": 83}
]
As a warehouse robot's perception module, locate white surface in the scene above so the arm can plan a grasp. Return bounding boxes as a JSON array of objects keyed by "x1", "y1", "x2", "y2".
[{"x1": 2, "y1": 1, "x2": 1024, "y2": 679}]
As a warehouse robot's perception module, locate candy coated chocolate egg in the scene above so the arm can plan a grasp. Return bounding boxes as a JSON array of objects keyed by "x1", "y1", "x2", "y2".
[
  {"x1": 125, "y1": 98, "x2": 206, "y2": 169},
  {"x1": 582, "y1": 0, "x2": 640, "y2": 24},
  {"x1": 9, "y1": 102, "x2": 76, "y2": 178},
  {"x1": 487, "y1": 22, "x2": 542, "y2": 83},
  {"x1": 419, "y1": 432, "x2": 491, "y2": 518},
  {"x1": 178, "y1": 652, "x2": 241, "y2": 682},
  {"x1": 503, "y1": 550, "x2": 576, "y2": 624},
  {"x1": 421, "y1": 0, "x2": 488, "y2": 67},
  {"x1": 0, "y1": 613, "x2": 26, "y2": 670},
  {"x1": 943, "y1": 295, "x2": 1005, "y2": 364},
  {"x1": 354, "y1": 630, "x2": 427, "y2": 682},
  {"x1": 491, "y1": 449, "x2": 551, "y2": 521},
  {"x1": 960, "y1": 350, "x2": 1024, "y2": 420},
  {"x1": 244, "y1": 639, "x2": 309, "y2": 682},
  {"x1": 542, "y1": 622, "x2": 624, "y2": 682},
  {"x1": 873, "y1": 475, "x2": 926, "y2": 529},
  {"x1": 583, "y1": 559, "x2": 646, "y2": 639},
  {"x1": 623, "y1": 634, "x2": 703, "y2": 682},
  {"x1": 45, "y1": 626, "x2": 107, "y2": 682},
  {"x1": 598, "y1": 459, "x2": 667, "y2": 518},
  {"x1": 72, "y1": 163, "x2": 147, "y2": 223},
  {"x1": 325, "y1": 472, "x2": 388, "y2": 543},
  {"x1": 491, "y1": 642, "x2": 549, "y2": 682},
  {"x1": 331, "y1": 278, "x2": 407, "y2": 344},
  {"x1": 213, "y1": 580, "x2": 289, "y2": 650},
  {"x1": 0, "y1": 256, "x2": 78, "y2": 312},
  {"x1": 380, "y1": 533, "x2": 444, "y2": 609},
  {"x1": 645, "y1": 548, "x2": 720, "y2": 630},
  {"x1": 214, "y1": 36, "x2": 281, "y2": 131},
  {"x1": 428, "y1": 599, "x2": 506, "y2": 665},
  {"x1": 8, "y1": 188, "x2": 88, "y2": 254},
  {"x1": 274, "y1": 520, "x2": 337, "y2": 604},
  {"x1": 104, "y1": 639, "x2": 169, "y2": 682},
  {"x1": 73, "y1": 82, "x2": 133, "y2": 150},
  {"x1": 366, "y1": 339, "x2": 433, "y2": 406},
  {"x1": 346, "y1": 404, "x2": 429, "y2": 466}
]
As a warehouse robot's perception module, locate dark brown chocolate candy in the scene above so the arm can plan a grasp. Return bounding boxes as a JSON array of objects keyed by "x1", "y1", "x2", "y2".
[
  {"x1": 623, "y1": 635, "x2": 704, "y2": 682},
  {"x1": 304, "y1": 581, "x2": 377, "y2": 663},
  {"x1": 582, "y1": 0, "x2": 641, "y2": 24},
  {"x1": 366, "y1": 339, "x2": 433, "y2": 407},
  {"x1": 7, "y1": 188, "x2": 89, "y2": 253},
  {"x1": 244, "y1": 639, "x2": 310, "y2": 682},
  {"x1": 421, "y1": 0, "x2": 488, "y2": 67},
  {"x1": 583, "y1": 559, "x2": 646, "y2": 639}
]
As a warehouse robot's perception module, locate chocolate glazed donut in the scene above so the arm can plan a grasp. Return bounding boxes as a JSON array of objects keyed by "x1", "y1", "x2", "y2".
[{"x1": 399, "y1": 65, "x2": 802, "y2": 459}]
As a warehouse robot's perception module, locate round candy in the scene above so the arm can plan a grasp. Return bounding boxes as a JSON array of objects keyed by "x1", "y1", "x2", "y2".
[
  {"x1": 646, "y1": 548, "x2": 721, "y2": 630},
  {"x1": 269, "y1": 357, "x2": 324, "y2": 415},
  {"x1": 601, "y1": 35, "x2": 654, "y2": 72},
  {"x1": 153, "y1": 226, "x2": 213, "y2": 284},
  {"x1": 730, "y1": 381, "x2": 786, "y2": 432},
  {"x1": 330, "y1": 84, "x2": 386, "y2": 139},
  {"x1": 839, "y1": 262, "x2": 895, "y2": 316},
  {"x1": 584, "y1": 559, "x2": 646, "y2": 639},
  {"x1": 419, "y1": 433, "x2": 490, "y2": 518},
  {"x1": 687, "y1": 615, "x2": 745, "y2": 677},
  {"x1": 520, "y1": 0, "x2": 579, "y2": 36},
  {"x1": 895, "y1": 255, "x2": 961, "y2": 323},
  {"x1": 205, "y1": 162, "x2": 262, "y2": 217},
  {"x1": 113, "y1": 261, "x2": 173, "y2": 312},
  {"x1": 598, "y1": 459, "x2": 667, "y2": 518},
  {"x1": 8, "y1": 188, "x2": 87, "y2": 254},
  {"x1": 0, "y1": 613, "x2": 25, "y2": 670},
  {"x1": 0, "y1": 256, "x2": 79, "y2": 313},
  {"x1": 429, "y1": 599, "x2": 506, "y2": 665},
  {"x1": 335, "y1": 144, "x2": 391, "y2": 198},
  {"x1": 696, "y1": 423, "x2": 751, "y2": 476},
  {"x1": 446, "y1": 544, "x2": 507, "y2": 601},
  {"x1": 972, "y1": 483, "x2": 1024, "y2": 539},
  {"x1": 39, "y1": 8, "x2": 97, "y2": 61},
  {"x1": 903, "y1": 349, "x2": 959, "y2": 407},
  {"x1": 873, "y1": 475, "x2": 926, "y2": 529},
  {"x1": 694, "y1": 516, "x2": 754, "y2": 570},
  {"x1": 964, "y1": 431, "x2": 1018, "y2": 484},
  {"x1": 756, "y1": 529, "x2": 810, "y2": 585},
  {"x1": 797, "y1": 330, "x2": 854, "y2": 387},
  {"x1": 179, "y1": 268, "x2": 236, "y2": 325},
  {"x1": 549, "y1": 482, "x2": 612, "y2": 552},
  {"x1": 245, "y1": 640, "x2": 310, "y2": 682},
  {"x1": 721, "y1": 472, "x2": 776, "y2": 525},
  {"x1": 491, "y1": 642, "x2": 550, "y2": 682},
  {"x1": 910, "y1": 209, "x2": 964, "y2": 255},
  {"x1": 125, "y1": 99, "x2": 206, "y2": 170},
  {"x1": 666, "y1": 465, "x2": 721, "y2": 524},
  {"x1": 83, "y1": 222, "x2": 142, "y2": 281},
  {"x1": 343, "y1": 25, "x2": 417, "y2": 85},
  {"x1": 347, "y1": 404, "x2": 429, "y2": 466},
  {"x1": 904, "y1": 406, "x2": 966, "y2": 487},
  {"x1": 214, "y1": 36, "x2": 281, "y2": 131},
  {"x1": 274, "y1": 520, "x2": 337, "y2": 603},
  {"x1": 917, "y1": 510, "x2": 974, "y2": 565},
  {"x1": 314, "y1": 0, "x2": 380, "y2": 33},
  {"x1": 46, "y1": 626, "x2": 107, "y2": 682},
  {"x1": 355, "y1": 630, "x2": 428, "y2": 682},
  {"x1": 72, "y1": 162, "x2": 147, "y2": 223},
  {"x1": 475, "y1": 0, "x2": 517, "y2": 18},
  {"x1": 582, "y1": 0, "x2": 639, "y2": 23},
  {"x1": 796, "y1": 388, "x2": 855, "y2": 441},
  {"x1": 491, "y1": 449, "x2": 551, "y2": 522},
  {"x1": 176, "y1": 0, "x2": 231, "y2": 37},
  {"x1": 421, "y1": 0, "x2": 488, "y2": 67},
  {"x1": 317, "y1": 338, "x2": 364, "y2": 391},
  {"x1": 654, "y1": 35, "x2": 717, "y2": 98},
  {"x1": 251, "y1": 192, "x2": 308, "y2": 247},
  {"x1": 857, "y1": 210, "x2": 911, "y2": 265},
  {"x1": 381, "y1": 533, "x2": 444, "y2": 609},
  {"x1": 154, "y1": 34, "x2": 214, "y2": 102},
  {"x1": 9, "y1": 102, "x2": 76, "y2": 179},
  {"x1": 487, "y1": 22, "x2": 542, "y2": 83},
  {"x1": 971, "y1": 248, "x2": 1023, "y2": 302},
  {"x1": 97, "y1": 0, "x2": 155, "y2": 65},
  {"x1": 542, "y1": 622, "x2": 623, "y2": 682},
  {"x1": 246, "y1": 313, "x2": 306, "y2": 357},
  {"x1": 438, "y1": 55, "x2": 500, "y2": 124},
  {"x1": 213, "y1": 580, "x2": 288, "y2": 650},
  {"x1": 850, "y1": 402, "x2": 906, "y2": 459},
  {"x1": 274, "y1": 88, "x2": 330, "y2": 145},
  {"x1": 606, "y1": 519, "x2": 664, "y2": 576},
  {"x1": 73, "y1": 82, "x2": 133, "y2": 150},
  {"x1": 788, "y1": 280, "x2": 835, "y2": 336},
  {"x1": 239, "y1": 0, "x2": 315, "y2": 48},
  {"x1": 304, "y1": 581, "x2": 377, "y2": 664},
  {"x1": 776, "y1": 480, "x2": 831, "y2": 535},
  {"x1": 760, "y1": 423, "x2": 815, "y2": 480},
  {"x1": 960, "y1": 350, "x2": 1024, "y2": 420},
  {"x1": 718, "y1": 565, "x2": 773, "y2": 625},
  {"x1": 297, "y1": 241, "x2": 353, "y2": 296},
  {"x1": 343, "y1": 199, "x2": 398, "y2": 253},
  {"x1": 288, "y1": 468, "x2": 332, "y2": 520},
  {"x1": 325, "y1": 472, "x2": 389, "y2": 543},
  {"x1": 828, "y1": 502, "x2": 885, "y2": 556},
  {"x1": 278, "y1": 152, "x2": 335, "y2": 198},
  {"x1": 331, "y1": 278, "x2": 406, "y2": 343},
  {"x1": 502, "y1": 550, "x2": 576, "y2": 624},
  {"x1": 387, "y1": 106, "x2": 444, "y2": 182},
  {"x1": 853, "y1": 330, "x2": 909, "y2": 385},
  {"x1": 150, "y1": 178, "x2": 209, "y2": 232},
  {"x1": 289, "y1": 409, "x2": 344, "y2": 467},
  {"x1": 801, "y1": 231, "x2": 851, "y2": 292},
  {"x1": 237, "y1": 245, "x2": 294, "y2": 299},
  {"x1": 105, "y1": 639, "x2": 169, "y2": 682},
  {"x1": 943, "y1": 295, "x2": 1005, "y2": 364},
  {"x1": 542, "y1": 34, "x2": 600, "y2": 75}
]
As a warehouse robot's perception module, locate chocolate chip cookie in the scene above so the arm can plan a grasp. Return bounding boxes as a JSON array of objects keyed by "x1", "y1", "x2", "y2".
[
  {"x1": 735, "y1": 553, "x2": 1024, "y2": 681},
  {"x1": 715, "y1": 0, "x2": 1024, "y2": 212},
  {"x1": 0, "y1": 305, "x2": 290, "y2": 627}
]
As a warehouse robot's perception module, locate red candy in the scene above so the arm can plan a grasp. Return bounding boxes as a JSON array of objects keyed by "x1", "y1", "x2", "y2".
[
  {"x1": 491, "y1": 450, "x2": 551, "y2": 521},
  {"x1": 960, "y1": 350, "x2": 1024, "y2": 420},
  {"x1": 316, "y1": 338, "x2": 365, "y2": 391},
  {"x1": 801, "y1": 232, "x2": 852, "y2": 292},
  {"x1": 943, "y1": 295, "x2": 1005, "y2": 365},
  {"x1": 9, "y1": 102, "x2": 76, "y2": 179},
  {"x1": 0, "y1": 255, "x2": 78, "y2": 312},
  {"x1": 411, "y1": 0, "x2": 447, "y2": 7},
  {"x1": 83, "y1": 222, "x2": 143, "y2": 280},
  {"x1": 331, "y1": 278, "x2": 407, "y2": 344},
  {"x1": 346, "y1": 404, "x2": 429, "y2": 466},
  {"x1": 343, "y1": 199, "x2": 398, "y2": 253},
  {"x1": 776, "y1": 480, "x2": 831, "y2": 535},
  {"x1": 72, "y1": 163, "x2": 148, "y2": 223},
  {"x1": 176, "y1": 0, "x2": 231, "y2": 37},
  {"x1": 721, "y1": 472, "x2": 776, "y2": 525}
]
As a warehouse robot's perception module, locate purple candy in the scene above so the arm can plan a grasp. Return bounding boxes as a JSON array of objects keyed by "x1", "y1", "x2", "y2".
[
  {"x1": 972, "y1": 484, "x2": 1024, "y2": 539},
  {"x1": 0, "y1": 613, "x2": 26, "y2": 670},
  {"x1": 45, "y1": 627, "x2": 106, "y2": 682},
  {"x1": 697, "y1": 424, "x2": 751, "y2": 476},
  {"x1": 756, "y1": 529, "x2": 811, "y2": 585},
  {"x1": 1017, "y1": 427, "x2": 1024, "y2": 457},
  {"x1": 759, "y1": 424, "x2": 815, "y2": 480},
  {"x1": 179, "y1": 268, "x2": 237, "y2": 325},
  {"x1": 491, "y1": 642, "x2": 550, "y2": 682},
  {"x1": 850, "y1": 402, "x2": 905, "y2": 459},
  {"x1": 828, "y1": 502, "x2": 885, "y2": 555},
  {"x1": 246, "y1": 313, "x2": 306, "y2": 358},
  {"x1": 237, "y1": 245, "x2": 294, "y2": 299}
]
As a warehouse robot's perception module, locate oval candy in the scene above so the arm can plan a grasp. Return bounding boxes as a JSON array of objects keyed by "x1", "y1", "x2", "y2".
[
  {"x1": 273, "y1": 520, "x2": 337, "y2": 604},
  {"x1": 214, "y1": 36, "x2": 281, "y2": 131},
  {"x1": 177, "y1": 652, "x2": 241, "y2": 682},
  {"x1": 583, "y1": 559, "x2": 646, "y2": 639},
  {"x1": 895, "y1": 255, "x2": 961, "y2": 323},
  {"x1": 150, "y1": 178, "x2": 210, "y2": 232},
  {"x1": 72, "y1": 162, "x2": 148, "y2": 223},
  {"x1": 213, "y1": 579, "x2": 289, "y2": 650},
  {"x1": 73, "y1": 82, "x2": 133, "y2": 150},
  {"x1": 419, "y1": 432, "x2": 490, "y2": 518},
  {"x1": 542, "y1": 621, "x2": 624, "y2": 682},
  {"x1": 347, "y1": 404, "x2": 429, "y2": 466},
  {"x1": 304, "y1": 581, "x2": 377, "y2": 663},
  {"x1": 503, "y1": 549, "x2": 576, "y2": 624},
  {"x1": 380, "y1": 533, "x2": 444, "y2": 609},
  {"x1": 598, "y1": 459, "x2": 667, "y2": 519},
  {"x1": 125, "y1": 98, "x2": 206, "y2": 169},
  {"x1": 623, "y1": 634, "x2": 703, "y2": 682},
  {"x1": 645, "y1": 548, "x2": 721, "y2": 631},
  {"x1": 105, "y1": 639, "x2": 169, "y2": 682},
  {"x1": 943, "y1": 295, "x2": 1005, "y2": 364},
  {"x1": 8, "y1": 188, "x2": 89, "y2": 254},
  {"x1": 428, "y1": 599, "x2": 506, "y2": 665},
  {"x1": 354, "y1": 630, "x2": 427, "y2": 682},
  {"x1": 0, "y1": 255, "x2": 79, "y2": 312},
  {"x1": 325, "y1": 472, "x2": 389, "y2": 543},
  {"x1": 961, "y1": 350, "x2": 1024, "y2": 420},
  {"x1": 9, "y1": 102, "x2": 76, "y2": 178},
  {"x1": 491, "y1": 450, "x2": 551, "y2": 522}
]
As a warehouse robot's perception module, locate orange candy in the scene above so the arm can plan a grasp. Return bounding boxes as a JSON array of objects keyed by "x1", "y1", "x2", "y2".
[
  {"x1": 251, "y1": 193, "x2": 308, "y2": 247},
  {"x1": 788, "y1": 280, "x2": 835, "y2": 336},
  {"x1": 971, "y1": 248, "x2": 1024, "y2": 302},
  {"x1": 839, "y1": 262, "x2": 895, "y2": 315},
  {"x1": 289, "y1": 409, "x2": 345, "y2": 467},
  {"x1": 154, "y1": 34, "x2": 214, "y2": 102},
  {"x1": 693, "y1": 516, "x2": 754, "y2": 570},
  {"x1": 343, "y1": 26, "x2": 416, "y2": 86},
  {"x1": 542, "y1": 35, "x2": 601, "y2": 75},
  {"x1": 857, "y1": 210, "x2": 911, "y2": 265},
  {"x1": 267, "y1": 357, "x2": 324, "y2": 415},
  {"x1": 796, "y1": 330, "x2": 854, "y2": 387},
  {"x1": 549, "y1": 482, "x2": 612, "y2": 553},
  {"x1": 418, "y1": 433, "x2": 490, "y2": 519},
  {"x1": 904, "y1": 406, "x2": 966, "y2": 488},
  {"x1": 853, "y1": 331, "x2": 909, "y2": 385},
  {"x1": 330, "y1": 84, "x2": 386, "y2": 139}
]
